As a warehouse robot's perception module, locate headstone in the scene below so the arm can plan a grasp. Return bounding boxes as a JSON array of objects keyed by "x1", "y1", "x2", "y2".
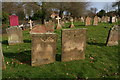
[
  {"x1": 106, "y1": 25, "x2": 119, "y2": 46},
  {"x1": 56, "y1": 16, "x2": 62, "y2": 29},
  {"x1": 107, "y1": 17, "x2": 110, "y2": 22},
  {"x1": 85, "y1": 17, "x2": 91, "y2": 26},
  {"x1": 6, "y1": 27, "x2": 23, "y2": 45},
  {"x1": 69, "y1": 18, "x2": 75, "y2": 28},
  {"x1": 45, "y1": 21, "x2": 55, "y2": 32},
  {"x1": 81, "y1": 17, "x2": 85, "y2": 22},
  {"x1": 112, "y1": 16, "x2": 116, "y2": 23},
  {"x1": 98, "y1": 17, "x2": 101, "y2": 22},
  {"x1": 62, "y1": 28, "x2": 86, "y2": 62},
  {"x1": 30, "y1": 25, "x2": 47, "y2": 34},
  {"x1": 101, "y1": 16, "x2": 105, "y2": 22},
  {"x1": 28, "y1": 20, "x2": 33, "y2": 30},
  {"x1": 9, "y1": 15, "x2": 19, "y2": 26},
  {"x1": 31, "y1": 33, "x2": 57, "y2": 66},
  {"x1": 93, "y1": 16, "x2": 99, "y2": 26},
  {"x1": 0, "y1": 43, "x2": 6, "y2": 70}
]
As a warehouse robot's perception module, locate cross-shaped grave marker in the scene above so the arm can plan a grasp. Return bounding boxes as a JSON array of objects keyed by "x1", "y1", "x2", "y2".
[{"x1": 56, "y1": 16, "x2": 62, "y2": 29}]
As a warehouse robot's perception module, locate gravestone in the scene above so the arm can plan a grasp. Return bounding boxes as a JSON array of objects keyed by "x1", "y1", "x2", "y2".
[
  {"x1": 56, "y1": 16, "x2": 62, "y2": 29},
  {"x1": 69, "y1": 18, "x2": 75, "y2": 28},
  {"x1": 9, "y1": 15, "x2": 19, "y2": 26},
  {"x1": 101, "y1": 16, "x2": 105, "y2": 22},
  {"x1": 30, "y1": 25, "x2": 47, "y2": 34},
  {"x1": 45, "y1": 21, "x2": 55, "y2": 32},
  {"x1": 31, "y1": 33, "x2": 57, "y2": 66},
  {"x1": 106, "y1": 25, "x2": 119, "y2": 46},
  {"x1": 112, "y1": 16, "x2": 116, "y2": 23},
  {"x1": 0, "y1": 43, "x2": 6, "y2": 70},
  {"x1": 85, "y1": 17, "x2": 91, "y2": 26},
  {"x1": 62, "y1": 28, "x2": 86, "y2": 62},
  {"x1": 93, "y1": 16, "x2": 99, "y2": 26},
  {"x1": 6, "y1": 27, "x2": 23, "y2": 45},
  {"x1": 28, "y1": 20, "x2": 33, "y2": 30},
  {"x1": 98, "y1": 17, "x2": 101, "y2": 22},
  {"x1": 81, "y1": 17, "x2": 85, "y2": 22}
]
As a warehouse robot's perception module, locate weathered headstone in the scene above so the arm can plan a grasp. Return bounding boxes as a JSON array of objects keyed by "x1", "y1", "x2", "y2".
[
  {"x1": 6, "y1": 27, "x2": 23, "y2": 45},
  {"x1": 101, "y1": 16, "x2": 105, "y2": 22},
  {"x1": 56, "y1": 16, "x2": 62, "y2": 29},
  {"x1": 98, "y1": 17, "x2": 101, "y2": 22},
  {"x1": 31, "y1": 33, "x2": 57, "y2": 66},
  {"x1": 85, "y1": 17, "x2": 91, "y2": 26},
  {"x1": 112, "y1": 16, "x2": 116, "y2": 23},
  {"x1": 30, "y1": 25, "x2": 47, "y2": 34},
  {"x1": 106, "y1": 25, "x2": 119, "y2": 46},
  {"x1": 93, "y1": 16, "x2": 99, "y2": 26},
  {"x1": 0, "y1": 43, "x2": 6, "y2": 70},
  {"x1": 28, "y1": 20, "x2": 33, "y2": 30},
  {"x1": 62, "y1": 29, "x2": 86, "y2": 62},
  {"x1": 9, "y1": 15, "x2": 19, "y2": 26},
  {"x1": 81, "y1": 17, "x2": 85, "y2": 22},
  {"x1": 45, "y1": 21, "x2": 55, "y2": 32},
  {"x1": 69, "y1": 18, "x2": 75, "y2": 28}
]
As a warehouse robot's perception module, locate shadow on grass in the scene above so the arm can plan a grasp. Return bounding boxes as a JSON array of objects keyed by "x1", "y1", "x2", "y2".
[
  {"x1": 4, "y1": 50, "x2": 31, "y2": 65},
  {"x1": 87, "y1": 42, "x2": 106, "y2": 46},
  {"x1": 2, "y1": 40, "x2": 8, "y2": 45},
  {"x1": 56, "y1": 54, "x2": 61, "y2": 61},
  {"x1": 24, "y1": 39, "x2": 31, "y2": 43}
]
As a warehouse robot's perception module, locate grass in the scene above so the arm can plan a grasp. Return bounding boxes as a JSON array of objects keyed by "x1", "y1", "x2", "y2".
[{"x1": 2, "y1": 21, "x2": 119, "y2": 79}]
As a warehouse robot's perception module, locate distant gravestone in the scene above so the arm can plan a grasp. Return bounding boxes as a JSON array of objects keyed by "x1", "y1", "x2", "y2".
[
  {"x1": 45, "y1": 21, "x2": 55, "y2": 32},
  {"x1": 112, "y1": 16, "x2": 116, "y2": 23},
  {"x1": 98, "y1": 17, "x2": 101, "y2": 22},
  {"x1": 93, "y1": 16, "x2": 99, "y2": 25},
  {"x1": 81, "y1": 17, "x2": 85, "y2": 22},
  {"x1": 106, "y1": 25, "x2": 119, "y2": 46},
  {"x1": 6, "y1": 27, "x2": 23, "y2": 45},
  {"x1": 85, "y1": 17, "x2": 91, "y2": 26},
  {"x1": 62, "y1": 29, "x2": 86, "y2": 62},
  {"x1": 9, "y1": 15, "x2": 19, "y2": 26},
  {"x1": 0, "y1": 43, "x2": 6, "y2": 70},
  {"x1": 69, "y1": 18, "x2": 75, "y2": 28},
  {"x1": 28, "y1": 20, "x2": 33, "y2": 30},
  {"x1": 31, "y1": 33, "x2": 57, "y2": 66},
  {"x1": 101, "y1": 16, "x2": 105, "y2": 22}
]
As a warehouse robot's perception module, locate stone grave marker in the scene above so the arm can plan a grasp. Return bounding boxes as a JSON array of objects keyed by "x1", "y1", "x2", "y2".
[
  {"x1": 28, "y1": 20, "x2": 33, "y2": 30},
  {"x1": 31, "y1": 33, "x2": 57, "y2": 66},
  {"x1": 45, "y1": 21, "x2": 55, "y2": 32},
  {"x1": 81, "y1": 17, "x2": 85, "y2": 22},
  {"x1": 62, "y1": 28, "x2": 87, "y2": 62},
  {"x1": 9, "y1": 15, "x2": 19, "y2": 26},
  {"x1": 101, "y1": 16, "x2": 105, "y2": 22},
  {"x1": 56, "y1": 16, "x2": 62, "y2": 29},
  {"x1": 98, "y1": 17, "x2": 101, "y2": 22},
  {"x1": 93, "y1": 16, "x2": 99, "y2": 26},
  {"x1": 30, "y1": 25, "x2": 47, "y2": 34},
  {"x1": 0, "y1": 43, "x2": 6, "y2": 70},
  {"x1": 112, "y1": 16, "x2": 116, "y2": 23},
  {"x1": 6, "y1": 27, "x2": 23, "y2": 45},
  {"x1": 106, "y1": 25, "x2": 119, "y2": 46},
  {"x1": 69, "y1": 18, "x2": 75, "y2": 28},
  {"x1": 85, "y1": 17, "x2": 91, "y2": 26}
]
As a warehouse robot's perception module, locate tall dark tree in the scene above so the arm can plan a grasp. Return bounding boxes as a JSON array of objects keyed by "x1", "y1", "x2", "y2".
[{"x1": 112, "y1": 1, "x2": 120, "y2": 16}]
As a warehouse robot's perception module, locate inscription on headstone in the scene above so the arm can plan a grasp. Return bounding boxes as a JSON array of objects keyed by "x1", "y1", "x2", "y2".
[
  {"x1": 62, "y1": 29, "x2": 86, "y2": 62},
  {"x1": 6, "y1": 27, "x2": 23, "y2": 45},
  {"x1": 31, "y1": 33, "x2": 57, "y2": 66}
]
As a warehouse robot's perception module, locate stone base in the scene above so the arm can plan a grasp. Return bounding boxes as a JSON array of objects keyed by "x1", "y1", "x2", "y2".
[
  {"x1": 56, "y1": 24, "x2": 62, "y2": 29},
  {"x1": 69, "y1": 24, "x2": 75, "y2": 28}
]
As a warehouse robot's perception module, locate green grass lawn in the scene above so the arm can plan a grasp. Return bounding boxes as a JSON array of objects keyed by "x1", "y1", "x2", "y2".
[{"x1": 2, "y1": 22, "x2": 119, "y2": 79}]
